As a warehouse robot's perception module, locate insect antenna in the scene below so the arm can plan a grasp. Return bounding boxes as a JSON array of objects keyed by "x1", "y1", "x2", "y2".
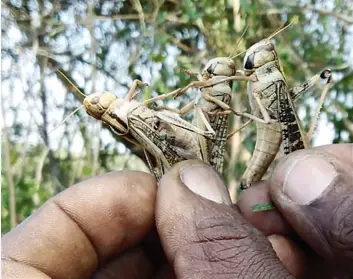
[
  {"x1": 230, "y1": 49, "x2": 248, "y2": 59},
  {"x1": 265, "y1": 16, "x2": 299, "y2": 42},
  {"x1": 50, "y1": 69, "x2": 88, "y2": 134},
  {"x1": 49, "y1": 105, "x2": 84, "y2": 134},
  {"x1": 229, "y1": 23, "x2": 249, "y2": 59},
  {"x1": 57, "y1": 69, "x2": 87, "y2": 99}
]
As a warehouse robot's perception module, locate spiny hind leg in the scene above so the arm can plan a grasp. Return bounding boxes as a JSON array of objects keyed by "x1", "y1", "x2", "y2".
[
  {"x1": 288, "y1": 69, "x2": 332, "y2": 140},
  {"x1": 307, "y1": 72, "x2": 332, "y2": 140},
  {"x1": 289, "y1": 69, "x2": 332, "y2": 101}
]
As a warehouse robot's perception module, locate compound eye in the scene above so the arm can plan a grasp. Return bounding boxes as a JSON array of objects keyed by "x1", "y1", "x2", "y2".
[
  {"x1": 207, "y1": 65, "x2": 213, "y2": 74},
  {"x1": 244, "y1": 53, "x2": 255, "y2": 70},
  {"x1": 91, "y1": 96, "x2": 100, "y2": 104}
]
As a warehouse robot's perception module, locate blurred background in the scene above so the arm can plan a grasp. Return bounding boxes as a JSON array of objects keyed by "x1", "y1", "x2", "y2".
[{"x1": 1, "y1": 0, "x2": 352, "y2": 234}]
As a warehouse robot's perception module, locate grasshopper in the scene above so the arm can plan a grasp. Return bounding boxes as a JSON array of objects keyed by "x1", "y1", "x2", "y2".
[
  {"x1": 144, "y1": 58, "x2": 255, "y2": 174},
  {"x1": 216, "y1": 40, "x2": 332, "y2": 190},
  {"x1": 82, "y1": 80, "x2": 215, "y2": 181}
]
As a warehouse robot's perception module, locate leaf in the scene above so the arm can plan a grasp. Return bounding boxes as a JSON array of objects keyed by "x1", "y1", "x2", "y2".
[{"x1": 251, "y1": 202, "x2": 275, "y2": 212}]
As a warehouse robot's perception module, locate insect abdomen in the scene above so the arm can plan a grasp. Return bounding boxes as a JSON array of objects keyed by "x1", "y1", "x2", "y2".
[{"x1": 240, "y1": 122, "x2": 282, "y2": 189}]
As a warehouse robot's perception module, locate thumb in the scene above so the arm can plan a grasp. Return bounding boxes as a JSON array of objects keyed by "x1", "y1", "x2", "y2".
[
  {"x1": 156, "y1": 160, "x2": 291, "y2": 279},
  {"x1": 270, "y1": 146, "x2": 353, "y2": 273}
]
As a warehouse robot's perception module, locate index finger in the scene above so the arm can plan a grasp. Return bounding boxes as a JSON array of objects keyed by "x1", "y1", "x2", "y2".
[{"x1": 2, "y1": 171, "x2": 157, "y2": 279}]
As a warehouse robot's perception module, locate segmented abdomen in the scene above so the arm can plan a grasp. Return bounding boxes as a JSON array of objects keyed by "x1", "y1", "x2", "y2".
[
  {"x1": 240, "y1": 122, "x2": 282, "y2": 189},
  {"x1": 200, "y1": 84, "x2": 232, "y2": 174}
]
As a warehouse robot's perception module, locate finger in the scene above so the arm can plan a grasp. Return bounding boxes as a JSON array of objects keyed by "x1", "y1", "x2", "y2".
[
  {"x1": 313, "y1": 143, "x2": 352, "y2": 165},
  {"x1": 2, "y1": 171, "x2": 157, "y2": 279},
  {"x1": 92, "y1": 247, "x2": 153, "y2": 279},
  {"x1": 93, "y1": 228, "x2": 169, "y2": 279},
  {"x1": 267, "y1": 235, "x2": 307, "y2": 278},
  {"x1": 237, "y1": 180, "x2": 291, "y2": 236},
  {"x1": 156, "y1": 160, "x2": 292, "y2": 278},
  {"x1": 237, "y1": 144, "x2": 352, "y2": 236},
  {"x1": 270, "y1": 144, "x2": 353, "y2": 273}
]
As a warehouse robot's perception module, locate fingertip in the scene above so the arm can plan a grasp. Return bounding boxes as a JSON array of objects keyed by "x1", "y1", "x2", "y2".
[
  {"x1": 156, "y1": 160, "x2": 233, "y2": 240},
  {"x1": 237, "y1": 181, "x2": 291, "y2": 235},
  {"x1": 269, "y1": 148, "x2": 353, "y2": 271},
  {"x1": 156, "y1": 161, "x2": 291, "y2": 278},
  {"x1": 270, "y1": 149, "x2": 338, "y2": 205},
  {"x1": 158, "y1": 160, "x2": 231, "y2": 205},
  {"x1": 156, "y1": 160, "x2": 234, "y2": 262}
]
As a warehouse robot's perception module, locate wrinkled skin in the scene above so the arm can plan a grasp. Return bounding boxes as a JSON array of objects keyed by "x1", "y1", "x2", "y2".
[{"x1": 2, "y1": 144, "x2": 353, "y2": 278}]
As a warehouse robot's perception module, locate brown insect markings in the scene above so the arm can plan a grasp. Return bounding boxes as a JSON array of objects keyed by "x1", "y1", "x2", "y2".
[
  {"x1": 82, "y1": 88, "x2": 209, "y2": 182},
  {"x1": 58, "y1": 74, "x2": 217, "y2": 182},
  {"x1": 235, "y1": 39, "x2": 332, "y2": 190},
  {"x1": 145, "y1": 58, "x2": 256, "y2": 175},
  {"x1": 129, "y1": 116, "x2": 183, "y2": 165},
  {"x1": 277, "y1": 81, "x2": 304, "y2": 155},
  {"x1": 238, "y1": 40, "x2": 301, "y2": 190},
  {"x1": 201, "y1": 75, "x2": 234, "y2": 174},
  {"x1": 180, "y1": 58, "x2": 238, "y2": 174}
]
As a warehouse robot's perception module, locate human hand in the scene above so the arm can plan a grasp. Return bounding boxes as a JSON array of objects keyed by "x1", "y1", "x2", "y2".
[
  {"x1": 2, "y1": 143, "x2": 352, "y2": 278},
  {"x1": 238, "y1": 143, "x2": 353, "y2": 278},
  {"x1": 1, "y1": 172, "x2": 161, "y2": 278}
]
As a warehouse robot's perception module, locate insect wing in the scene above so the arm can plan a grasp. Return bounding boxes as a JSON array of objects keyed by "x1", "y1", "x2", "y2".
[{"x1": 277, "y1": 81, "x2": 305, "y2": 155}]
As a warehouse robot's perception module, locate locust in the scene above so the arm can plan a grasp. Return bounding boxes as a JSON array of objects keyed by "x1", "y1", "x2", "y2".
[
  {"x1": 144, "y1": 58, "x2": 255, "y2": 175},
  {"x1": 57, "y1": 75, "x2": 215, "y2": 181},
  {"x1": 216, "y1": 38, "x2": 332, "y2": 190},
  {"x1": 84, "y1": 80, "x2": 216, "y2": 181}
]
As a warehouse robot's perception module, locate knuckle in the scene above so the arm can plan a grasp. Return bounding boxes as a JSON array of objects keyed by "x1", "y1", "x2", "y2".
[
  {"x1": 173, "y1": 208, "x2": 288, "y2": 278},
  {"x1": 328, "y1": 194, "x2": 353, "y2": 258}
]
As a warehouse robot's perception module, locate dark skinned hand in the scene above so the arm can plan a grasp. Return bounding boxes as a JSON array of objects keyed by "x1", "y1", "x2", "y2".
[{"x1": 2, "y1": 143, "x2": 353, "y2": 278}]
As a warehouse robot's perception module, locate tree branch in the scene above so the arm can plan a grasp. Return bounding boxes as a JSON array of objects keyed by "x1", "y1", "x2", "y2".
[
  {"x1": 1, "y1": 86, "x2": 17, "y2": 228},
  {"x1": 268, "y1": 3, "x2": 353, "y2": 24}
]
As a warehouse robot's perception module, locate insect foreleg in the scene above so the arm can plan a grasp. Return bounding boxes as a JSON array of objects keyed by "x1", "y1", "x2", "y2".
[
  {"x1": 204, "y1": 74, "x2": 257, "y2": 88},
  {"x1": 125, "y1": 79, "x2": 148, "y2": 100},
  {"x1": 152, "y1": 102, "x2": 195, "y2": 115},
  {"x1": 155, "y1": 111, "x2": 216, "y2": 137},
  {"x1": 174, "y1": 80, "x2": 213, "y2": 98},
  {"x1": 142, "y1": 88, "x2": 182, "y2": 105},
  {"x1": 180, "y1": 68, "x2": 200, "y2": 78},
  {"x1": 205, "y1": 93, "x2": 277, "y2": 124},
  {"x1": 227, "y1": 119, "x2": 253, "y2": 139}
]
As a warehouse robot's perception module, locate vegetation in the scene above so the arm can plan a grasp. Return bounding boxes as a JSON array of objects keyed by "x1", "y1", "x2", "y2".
[{"x1": 2, "y1": 0, "x2": 352, "y2": 234}]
